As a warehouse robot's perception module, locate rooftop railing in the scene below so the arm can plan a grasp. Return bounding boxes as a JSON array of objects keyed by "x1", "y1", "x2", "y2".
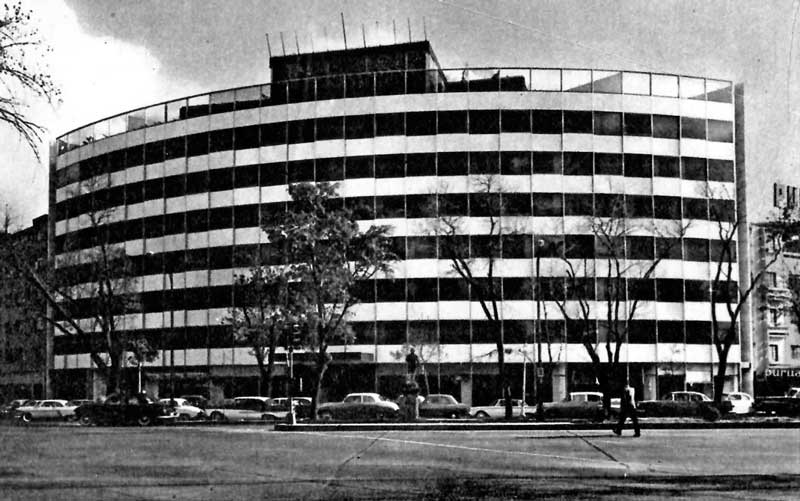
[{"x1": 56, "y1": 67, "x2": 733, "y2": 155}]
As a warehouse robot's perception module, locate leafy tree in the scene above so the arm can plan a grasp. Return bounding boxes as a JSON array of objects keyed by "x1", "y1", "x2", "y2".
[
  {"x1": 431, "y1": 175, "x2": 516, "y2": 418},
  {"x1": 0, "y1": 1, "x2": 59, "y2": 160},
  {"x1": 225, "y1": 265, "x2": 289, "y2": 398},
  {"x1": 264, "y1": 183, "x2": 394, "y2": 416}
]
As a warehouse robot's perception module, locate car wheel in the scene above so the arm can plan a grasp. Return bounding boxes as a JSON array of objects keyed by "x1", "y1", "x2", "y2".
[
  {"x1": 137, "y1": 415, "x2": 153, "y2": 427},
  {"x1": 475, "y1": 411, "x2": 489, "y2": 420},
  {"x1": 178, "y1": 413, "x2": 191, "y2": 422},
  {"x1": 210, "y1": 412, "x2": 226, "y2": 423},
  {"x1": 261, "y1": 414, "x2": 277, "y2": 422},
  {"x1": 20, "y1": 413, "x2": 33, "y2": 423},
  {"x1": 318, "y1": 411, "x2": 333, "y2": 422},
  {"x1": 79, "y1": 414, "x2": 95, "y2": 426}
]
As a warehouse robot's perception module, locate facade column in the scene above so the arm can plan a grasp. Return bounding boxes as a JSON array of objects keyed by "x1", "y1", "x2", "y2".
[
  {"x1": 459, "y1": 375, "x2": 472, "y2": 407},
  {"x1": 643, "y1": 365, "x2": 658, "y2": 400},
  {"x1": 91, "y1": 370, "x2": 106, "y2": 400},
  {"x1": 551, "y1": 363, "x2": 567, "y2": 401}
]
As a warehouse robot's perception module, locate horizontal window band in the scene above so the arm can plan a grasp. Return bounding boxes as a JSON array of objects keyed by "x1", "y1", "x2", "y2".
[
  {"x1": 52, "y1": 318, "x2": 737, "y2": 355},
  {"x1": 54, "y1": 109, "x2": 734, "y2": 187}
]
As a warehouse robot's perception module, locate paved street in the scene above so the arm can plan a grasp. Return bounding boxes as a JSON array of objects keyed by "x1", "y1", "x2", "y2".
[{"x1": 0, "y1": 425, "x2": 798, "y2": 500}]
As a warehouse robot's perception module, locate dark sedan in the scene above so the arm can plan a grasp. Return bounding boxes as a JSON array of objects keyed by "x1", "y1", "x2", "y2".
[
  {"x1": 75, "y1": 393, "x2": 173, "y2": 426},
  {"x1": 419, "y1": 394, "x2": 470, "y2": 418}
]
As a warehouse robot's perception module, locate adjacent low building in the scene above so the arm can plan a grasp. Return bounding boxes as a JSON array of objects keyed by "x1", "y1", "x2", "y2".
[{"x1": 50, "y1": 41, "x2": 742, "y2": 404}]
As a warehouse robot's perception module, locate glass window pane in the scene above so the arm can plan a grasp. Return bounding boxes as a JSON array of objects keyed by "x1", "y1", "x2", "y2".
[
  {"x1": 594, "y1": 112, "x2": 621, "y2": 135},
  {"x1": 708, "y1": 159, "x2": 734, "y2": 182},
  {"x1": 127, "y1": 109, "x2": 147, "y2": 131},
  {"x1": 77, "y1": 125, "x2": 94, "y2": 145},
  {"x1": 622, "y1": 72, "x2": 650, "y2": 95},
  {"x1": 653, "y1": 114, "x2": 679, "y2": 139},
  {"x1": 533, "y1": 193, "x2": 562, "y2": 216},
  {"x1": 592, "y1": 70, "x2": 622, "y2": 93},
  {"x1": 564, "y1": 111, "x2": 592, "y2": 133},
  {"x1": 108, "y1": 115, "x2": 126, "y2": 136},
  {"x1": 145, "y1": 104, "x2": 165, "y2": 126},
  {"x1": 376, "y1": 70, "x2": 405, "y2": 96},
  {"x1": 465, "y1": 69, "x2": 499, "y2": 92},
  {"x1": 531, "y1": 110, "x2": 562, "y2": 134},
  {"x1": 376, "y1": 113, "x2": 404, "y2": 136},
  {"x1": 500, "y1": 109, "x2": 530, "y2": 133},
  {"x1": 93, "y1": 120, "x2": 110, "y2": 140},
  {"x1": 499, "y1": 69, "x2": 530, "y2": 91},
  {"x1": 406, "y1": 111, "x2": 435, "y2": 136},
  {"x1": 438, "y1": 110, "x2": 467, "y2": 134},
  {"x1": 346, "y1": 73, "x2": 374, "y2": 98},
  {"x1": 681, "y1": 117, "x2": 706, "y2": 140},
  {"x1": 624, "y1": 113, "x2": 651, "y2": 136},
  {"x1": 595, "y1": 153, "x2": 622, "y2": 175},
  {"x1": 234, "y1": 85, "x2": 262, "y2": 110},
  {"x1": 652, "y1": 74, "x2": 678, "y2": 97},
  {"x1": 707, "y1": 120, "x2": 733, "y2": 142},
  {"x1": 563, "y1": 69, "x2": 592, "y2": 92},
  {"x1": 624, "y1": 154, "x2": 652, "y2": 178},
  {"x1": 681, "y1": 157, "x2": 707, "y2": 181},
  {"x1": 469, "y1": 110, "x2": 499, "y2": 134},
  {"x1": 680, "y1": 76, "x2": 705, "y2": 100},
  {"x1": 187, "y1": 95, "x2": 210, "y2": 118},
  {"x1": 563, "y1": 152, "x2": 592, "y2": 175},
  {"x1": 531, "y1": 69, "x2": 560, "y2": 91},
  {"x1": 166, "y1": 99, "x2": 185, "y2": 122},
  {"x1": 500, "y1": 151, "x2": 530, "y2": 175},
  {"x1": 706, "y1": 79, "x2": 732, "y2": 103},
  {"x1": 316, "y1": 75, "x2": 344, "y2": 100},
  {"x1": 210, "y1": 90, "x2": 235, "y2": 113},
  {"x1": 441, "y1": 69, "x2": 467, "y2": 93},
  {"x1": 532, "y1": 152, "x2": 562, "y2": 174},
  {"x1": 654, "y1": 156, "x2": 679, "y2": 177}
]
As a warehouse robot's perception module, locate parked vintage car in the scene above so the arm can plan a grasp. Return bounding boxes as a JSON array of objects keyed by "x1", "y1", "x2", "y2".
[
  {"x1": 470, "y1": 399, "x2": 528, "y2": 420},
  {"x1": 755, "y1": 387, "x2": 800, "y2": 416},
  {"x1": 638, "y1": 391, "x2": 730, "y2": 420},
  {"x1": 206, "y1": 396, "x2": 290, "y2": 422},
  {"x1": 158, "y1": 398, "x2": 206, "y2": 421},
  {"x1": 317, "y1": 393, "x2": 399, "y2": 421},
  {"x1": 179, "y1": 395, "x2": 210, "y2": 409},
  {"x1": 75, "y1": 393, "x2": 173, "y2": 426},
  {"x1": 418, "y1": 394, "x2": 470, "y2": 418},
  {"x1": 722, "y1": 392, "x2": 754, "y2": 414},
  {"x1": 270, "y1": 397, "x2": 313, "y2": 419},
  {"x1": 0, "y1": 399, "x2": 37, "y2": 419},
  {"x1": 15, "y1": 400, "x2": 78, "y2": 422}
]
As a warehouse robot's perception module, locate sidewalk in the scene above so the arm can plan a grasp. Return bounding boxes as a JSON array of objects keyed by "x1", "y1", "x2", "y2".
[{"x1": 274, "y1": 417, "x2": 800, "y2": 432}]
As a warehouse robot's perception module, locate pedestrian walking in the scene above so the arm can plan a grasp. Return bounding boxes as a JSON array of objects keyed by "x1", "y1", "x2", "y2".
[
  {"x1": 405, "y1": 348, "x2": 420, "y2": 382},
  {"x1": 613, "y1": 384, "x2": 640, "y2": 437}
]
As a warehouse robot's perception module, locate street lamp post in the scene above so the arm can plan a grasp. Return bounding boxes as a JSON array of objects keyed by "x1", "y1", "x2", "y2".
[{"x1": 167, "y1": 270, "x2": 175, "y2": 398}]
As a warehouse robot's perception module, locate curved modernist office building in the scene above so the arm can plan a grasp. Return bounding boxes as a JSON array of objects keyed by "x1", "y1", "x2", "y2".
[{"x1": 51, "y1": 42, "x2": 741, "y2": 403}]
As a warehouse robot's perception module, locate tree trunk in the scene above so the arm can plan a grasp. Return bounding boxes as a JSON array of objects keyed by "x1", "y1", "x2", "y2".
[
  {"x1": 497, "y1": 340, "x2": 513, "y2": 419},
  {"x1": 265, "y1": 346, "x2": 276, "y2": 398},
  {"x1": 310, "y1": 346, "x2": 331, "y2": 419},
  {"x1": 107, "y1": 352, "x2": 122, "y2": 396},
  {"x1": 713, "y1": 330, "x2": 733, "y2": 404}
]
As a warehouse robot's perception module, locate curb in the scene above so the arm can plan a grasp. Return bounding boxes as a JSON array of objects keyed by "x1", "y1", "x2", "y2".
[{"x1": 274, "y1": 420, "x2": 800, "y2": 432}]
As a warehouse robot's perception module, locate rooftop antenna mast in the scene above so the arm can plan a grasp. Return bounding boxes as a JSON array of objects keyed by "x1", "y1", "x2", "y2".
[
  {"x1": 340, "y1": 12, "x2": 348, "y2": 49},
  {"x1": 279, "y1": 32, "x2": 286, "y2": 56},
  {"x1": 361, "y1": 23, "x2": 366, "y2": 47},
  {"x1": 294, "y1": 31, "x2": 300, "y2": 54},
  {"x1": 265, "y1": 33, "x2": 272, "y2": 59},
  {"x1": 407, "y1": 18, "x2": 412, "y2": 42},
  {"x1": 323, "y1": 26, "x2": 328, "y2": 51},
  {"x1": 423, "y1": 17, "x2": 428, "y2": 40},
  {"x1": 393, "y1": 19, "x2": 397, "y2": 43}
]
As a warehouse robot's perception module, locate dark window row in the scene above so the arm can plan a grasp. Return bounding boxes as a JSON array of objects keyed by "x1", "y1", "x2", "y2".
[
  {"x1": 53, "y1": 316, "x2": 735, "y2": 355},
  {"x1": 55, "y1": 110, "x2": 733, "y2": 188},
  {"x1": 54, "y1": 155, "x2": 735, "y2": 222},
  {"x1": 54, "y1": 190, "x2": 736, "y2": 254}
]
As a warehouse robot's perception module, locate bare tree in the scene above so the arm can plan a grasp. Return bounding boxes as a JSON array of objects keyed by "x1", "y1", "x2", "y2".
[
  {"x1": 225, "y1": 265, "x2": 289, "y2": 398},
  {"x1": 431, "y1": 175, "x2": 518, "y2": 419},
  {"x1": 553, "y1": 199, "x2": 688, "y2": 413},
  {"x1": 5, "y1": 177, "x2": 144, "y2": 395},
  {"x1": 0, "y1": 1, "x2": 59, "y2": 160},
  {"x1": 709, "y1": 196, "x2": 800, "y2": 403}
]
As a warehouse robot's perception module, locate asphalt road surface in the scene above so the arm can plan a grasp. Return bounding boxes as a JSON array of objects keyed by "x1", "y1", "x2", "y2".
[{"x1": 0, "y1": 425, "x2": 797, "y2": 500}]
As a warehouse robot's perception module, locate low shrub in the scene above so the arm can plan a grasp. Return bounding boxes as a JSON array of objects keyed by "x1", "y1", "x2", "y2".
[
  {"x1": 637, "y1": 401, "x2": 721, "y2": 421},
  {"x1": 540, "y1": 401, "x2": 605, "y2": 421}
]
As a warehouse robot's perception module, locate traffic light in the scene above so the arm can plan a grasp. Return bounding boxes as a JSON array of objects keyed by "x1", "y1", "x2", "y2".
[{"x1": 291, "y1": 323, "x2": 303, "y2": 349}]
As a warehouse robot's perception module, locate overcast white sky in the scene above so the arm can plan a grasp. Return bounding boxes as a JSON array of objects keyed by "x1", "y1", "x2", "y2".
[{"x1": 1, "y1": 0, "x2": 798, "y2": 226}]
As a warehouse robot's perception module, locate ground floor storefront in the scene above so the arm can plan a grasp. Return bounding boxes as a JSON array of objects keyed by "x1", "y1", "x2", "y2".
[{"x1": 52, "y1": 360, "x2": 740, "y2": 405}]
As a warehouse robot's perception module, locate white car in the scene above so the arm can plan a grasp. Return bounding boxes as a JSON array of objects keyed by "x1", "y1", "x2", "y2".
[
  {"x1": 16, "y1": 400, "x2": 78, "y2": 422},
  {"x1": 206, "y1": 396, "x2": 289, "y2": 422},
  {"x1": 159, "y1": 398, "x2": 206, "y2": 420},
  {"x1": 470, "y1": 399, "x2": 528, "y2": 420},
  {"x1": 722, "y1": 392, "x2": 754, "y2": 414}
]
